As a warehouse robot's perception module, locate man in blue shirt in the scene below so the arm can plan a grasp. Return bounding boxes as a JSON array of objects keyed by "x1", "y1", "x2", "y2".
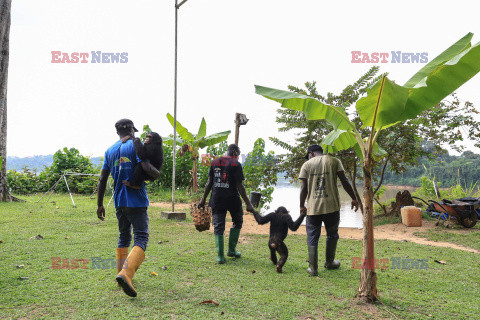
[{"x1": 96, "y1": 119, "x2": 160, "y2": 297}]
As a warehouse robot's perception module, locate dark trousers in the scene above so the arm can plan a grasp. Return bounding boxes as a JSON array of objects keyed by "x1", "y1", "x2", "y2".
[
  {"x1": 116, "y1": 207, "x2": 149, "y2": 251},
  {"x1": 269, "y1": 237, "x2": 288, "y2": 268},
  {"x1": 306, "y1": 211, "x2": 340, "y2": 247},
  {"x1": 211, "y1": 197, "x2": 243, "y2": 235}
]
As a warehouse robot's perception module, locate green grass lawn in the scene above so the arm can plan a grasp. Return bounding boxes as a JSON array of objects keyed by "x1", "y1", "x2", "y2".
[{"x1": 1, "y1": 194, "x2": 479, "y2": 319}]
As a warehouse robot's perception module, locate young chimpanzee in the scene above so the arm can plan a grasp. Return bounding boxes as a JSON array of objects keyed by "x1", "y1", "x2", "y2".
[
  {"x1": 253, "y1": 206, "x2": 306, "y2": 273},
  {"x1": 122, "y1": 132, "x2": 164, "y2": 189}
]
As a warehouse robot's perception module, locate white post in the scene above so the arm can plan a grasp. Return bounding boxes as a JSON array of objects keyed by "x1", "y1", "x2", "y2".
[
  {"x1": 63, "y1": 174, "x2": 76, "y2": 208},
  {"x1": 172, "y1": 0, "x2": 178, "y2": 213},
  {"x1": 172, "y1": 0, "x2": 190, "y2": 212}
]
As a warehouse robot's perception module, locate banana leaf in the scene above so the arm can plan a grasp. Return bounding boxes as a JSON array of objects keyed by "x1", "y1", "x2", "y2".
[
  {"x1": 198, "y1": 131, "x2": 231, "y2": 149},
  {"x1": 197, "y1": 118, "x2": 207, "y2": 139},
  {"x1": 321, "y1": 130, "x2": 385, "y2": 160},
  {"x1": 255, "y1": 85, "x2": 356, "y2": 131},
  {"x1": 167, "y1": 113, "x2": 193, "y2": 142},
  {"x1": 356, "y1": 77, "x2": 410, "y2": 129},
  {"x1": 321, "y1": 129, "x2": 359, "y2": 155},
  {"x1": 162, "y1": 135, "x2": 184, "y2": 146},
  {"x1": 402, "y1": 40, "x2": 480, "y2": 119},
  {"x1": 404, "y1": 33, "x2": 473, "y2": 88},
  {"x1": 356, "y1": 35, "x2": 480, "y2": 130}
]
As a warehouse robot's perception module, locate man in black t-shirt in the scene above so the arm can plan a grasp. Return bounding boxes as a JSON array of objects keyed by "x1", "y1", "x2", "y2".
[{"x1": 199, "y1": 144, "x2": 255, "y2": 264}]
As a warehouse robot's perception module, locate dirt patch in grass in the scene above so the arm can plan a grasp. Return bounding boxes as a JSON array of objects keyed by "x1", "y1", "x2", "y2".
[
  {"x1": 297, "y1": 298, "x2": 393, "y2": 320},
  {"x1": 238, "y1": 236, "x2": 252, "y2": 244},
  {"x1": 150, "y1": 202, "x2": 190, "y2": 210},
  {"x1": 233, "y1": 215, "x2": 480, "y2": 254}
]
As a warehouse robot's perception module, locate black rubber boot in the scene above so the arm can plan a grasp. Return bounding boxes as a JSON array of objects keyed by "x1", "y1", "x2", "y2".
[
  {"x1": 324, "y1": 237, "x2": 340, "y2": 270},
  {"x1": 306, "y1": 246, "x2": 318, "y2": 276}
]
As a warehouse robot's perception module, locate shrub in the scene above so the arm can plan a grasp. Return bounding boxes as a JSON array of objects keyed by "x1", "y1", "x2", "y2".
[
  {"x1": 41, "y1": 148, "x2": 98, "y2": 194},
  {"x1": 243, "y1": 138, "x2": 277, "y2": 210},
  {"x1": 6, "y1": 167, "x2": 47, "y2": 194}
]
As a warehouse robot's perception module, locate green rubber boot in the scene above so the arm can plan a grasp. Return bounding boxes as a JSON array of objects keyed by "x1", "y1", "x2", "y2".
[
  {"x1": 227, "y1": 228, "x2": 242, "y2": 258},
  {"x1": 215, "y1": 235, "x2": 226, "y2": 264}
]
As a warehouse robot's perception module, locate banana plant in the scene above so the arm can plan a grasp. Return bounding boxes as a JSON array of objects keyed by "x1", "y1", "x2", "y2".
[
  {"x1": 255, "y1": 32, "x2": 480, "y2": 302},
  {"x1": 164, "y1": 113, "x2": 231, "y2": 193}
]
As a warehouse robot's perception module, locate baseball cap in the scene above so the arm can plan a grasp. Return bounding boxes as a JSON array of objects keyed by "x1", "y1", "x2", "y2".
[
  {"x1": 304, "y1": 144, "x2": 323, "y2": 159},
  {"x1": 115, "y1": 119, "x2": 138, "y2": 132}
]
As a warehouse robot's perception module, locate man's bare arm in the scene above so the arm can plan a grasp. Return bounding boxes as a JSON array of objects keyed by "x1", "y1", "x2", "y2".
[
  {"x1": 300, "y1": 178, "x2": 308, "y2": 214},
  {"x1": 96, "y1": 169, "x2": 110, "y2": 220},
  {"x1": 337, "y1": 171, "x2": 359, "y2": 212},
  {"x1": 237, "y1": 182, "x2": 254, "y2": 212},
  {"x1": 198, "y1": 177, "x2": 213, "y2": 208}
]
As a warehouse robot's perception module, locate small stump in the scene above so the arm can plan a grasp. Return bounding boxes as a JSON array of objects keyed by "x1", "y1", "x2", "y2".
[{"x1": 161, "y1": 211, "x2": 186, "y2": 221}]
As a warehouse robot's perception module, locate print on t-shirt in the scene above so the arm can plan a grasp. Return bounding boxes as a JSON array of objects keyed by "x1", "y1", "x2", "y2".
[
  {"x1": 214, "y1": 167, "x2": 230, "y2": 188},
  {"x1": 313, "y1": 172, "x2": 329, "y2": 199}
]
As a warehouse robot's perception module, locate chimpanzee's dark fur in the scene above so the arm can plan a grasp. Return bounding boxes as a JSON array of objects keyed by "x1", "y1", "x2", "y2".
[
  {"x1": 253, "y1": 206, "x2": 305, "y2": 273},
  {"x1": 130, "y1": 132, "x2": 163, "y2": 187}
]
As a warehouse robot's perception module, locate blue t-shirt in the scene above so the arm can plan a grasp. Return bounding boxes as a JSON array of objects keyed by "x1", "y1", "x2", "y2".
[{"x1": 102, "y1": 140, "x2": 149, "y2": 208}]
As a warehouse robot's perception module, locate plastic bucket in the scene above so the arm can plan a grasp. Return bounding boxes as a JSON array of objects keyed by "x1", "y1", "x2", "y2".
[{"x1": 250, "y1": 191, "x2": 262, "y2": 209}]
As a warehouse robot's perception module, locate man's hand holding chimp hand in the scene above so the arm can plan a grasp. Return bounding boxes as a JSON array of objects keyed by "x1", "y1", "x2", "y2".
[
  {"x1": 246, "y1": 203, "x2": 255, "y2": 213},
  {"x1": 300, "y1": 206, "x2": 307, "y2": 215}
]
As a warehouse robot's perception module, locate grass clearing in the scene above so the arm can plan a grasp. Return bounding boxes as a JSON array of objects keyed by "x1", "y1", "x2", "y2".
[{"x1": 1, "y1": 194, "x2": 479, "y2": 319}]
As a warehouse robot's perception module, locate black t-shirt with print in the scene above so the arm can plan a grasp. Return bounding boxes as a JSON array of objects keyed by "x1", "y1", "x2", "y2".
[{"x1": 208, "y1": 156, "x2": 244, "y2": 205}]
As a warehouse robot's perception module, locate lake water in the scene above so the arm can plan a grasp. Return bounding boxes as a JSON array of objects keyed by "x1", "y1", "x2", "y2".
[{"x1": 267, "y1": 181, "x2": 416, "y2": 229}]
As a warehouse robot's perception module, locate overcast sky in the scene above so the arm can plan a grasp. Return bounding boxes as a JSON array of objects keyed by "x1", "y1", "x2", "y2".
[{"x1": 7, "y1": 0, "x2": 480, "y2": 158}]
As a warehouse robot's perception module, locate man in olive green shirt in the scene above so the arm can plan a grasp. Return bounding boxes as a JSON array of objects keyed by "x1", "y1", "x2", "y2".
[{"x1": 299, "y1": 145, "x2": 359, "y2": 276}]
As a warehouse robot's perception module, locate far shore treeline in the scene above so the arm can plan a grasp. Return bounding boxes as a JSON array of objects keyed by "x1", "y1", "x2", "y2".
[
  {"x1": 7, "y1": 147, "x2": 480, "y2": 191},
  {"x1": 5, "y1": 139, "x2": 279, "y2": 209}
]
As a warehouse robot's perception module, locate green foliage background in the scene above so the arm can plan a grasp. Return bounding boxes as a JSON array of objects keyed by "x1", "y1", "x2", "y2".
[{"x1": 7, "y1": 148, "x2": 98, "y2": 194}]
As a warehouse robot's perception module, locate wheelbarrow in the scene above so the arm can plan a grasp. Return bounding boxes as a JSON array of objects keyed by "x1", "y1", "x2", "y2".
[{"x1": 412, "y1": 196, "x2": 479, "y2": 228}]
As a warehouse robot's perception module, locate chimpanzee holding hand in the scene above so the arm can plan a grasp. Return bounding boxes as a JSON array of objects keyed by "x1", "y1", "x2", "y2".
[
  {"x1": 122, "y1": 132, "x2": 163, "y2": 189},
  {"x1": 253, "y1": 206, "x2": 306, "y2": 273}
]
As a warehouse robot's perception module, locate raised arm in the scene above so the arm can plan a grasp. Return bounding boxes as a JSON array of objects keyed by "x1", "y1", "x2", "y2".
[
  {"x1": 253, "y1": 211, "x2": 273, "y2": 225},
  {"x1": 133, "y1": 138, "x2": 147, "y2": 160},
  {"x1": 288, "y1": 212, "x2": 307, "y2": 231}
]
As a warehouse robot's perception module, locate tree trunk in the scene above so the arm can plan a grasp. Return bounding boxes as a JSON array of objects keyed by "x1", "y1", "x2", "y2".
[
  {"x1": 357, "y1": 157, "x2": 378, "y2": 302},
  {"x1": 0, "y1": 0, "x2": 12, "y2": 202}
]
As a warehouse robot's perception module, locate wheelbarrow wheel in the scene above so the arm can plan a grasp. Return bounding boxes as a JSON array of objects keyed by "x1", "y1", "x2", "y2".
[{"x1": 459, "y1": 211, "x2": 477, "y2": 228}]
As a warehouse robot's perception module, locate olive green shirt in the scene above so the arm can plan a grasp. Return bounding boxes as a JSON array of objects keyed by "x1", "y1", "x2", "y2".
[{"x1": 299, "y1": 155, "x2": 344, "y2": 215}]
